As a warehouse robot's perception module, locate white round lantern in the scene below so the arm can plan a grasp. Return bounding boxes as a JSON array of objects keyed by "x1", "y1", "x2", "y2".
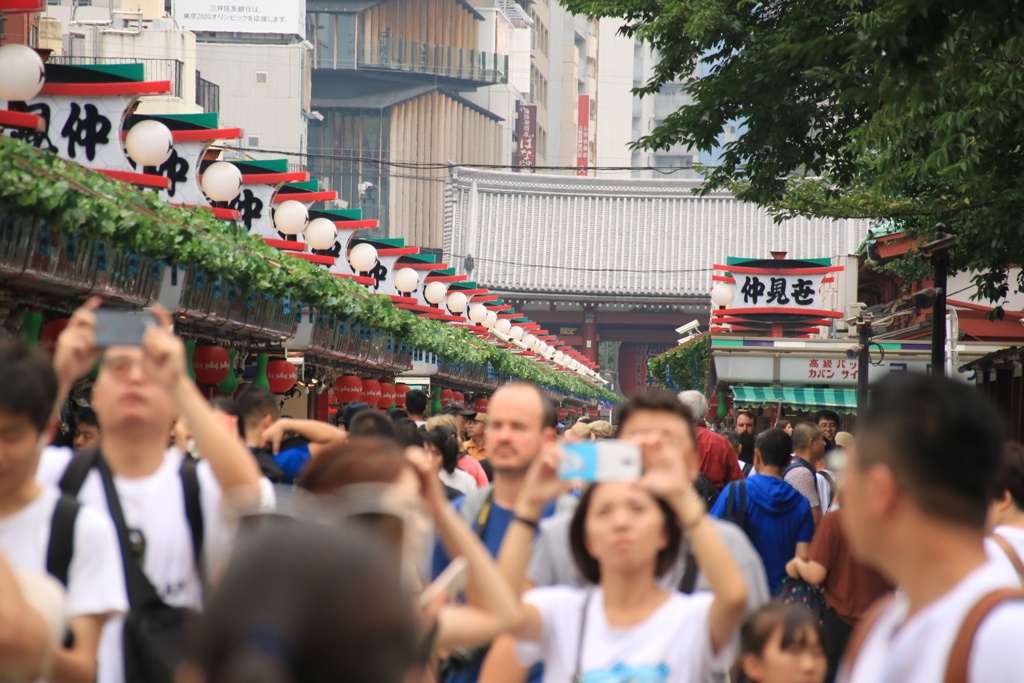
[
  {"x1": 394, "y1": 267, "x2": 419, "y2": 293},
  {"x1": 482, "y1": 311, "x2": 498, "y2": 329},
  {"x1": 125, "y1": 120, "x2": 173, "y2": 167},
  {"x1": 447, "y1": 291, "x2": 468, "y2": 314},
  {"x1": 200, "y1": 161, "x2": 243, "y2": 202},
  {"x1": 710, "y1": 283, "x2": 735, "y2": 307},
  {"x1": 524, "y1": 334, "x2": 538, "y2": 350},
  {"x1": 468, "y1": 303, "x2": 488, "y2": 323},
  {"x1": 424, "y1": 281, "x2": 448, "y2": 305},
  {"x1": 554, "y1": 352, "x2": 566, "y2": 365},
  {"x1": 495, "y1": 318, "x2": 512, "y2": 335},
  {"x1": 509, "y1": 325, "x2": 524, "y2": 341},
  {"x1": 348, "y1": 242, "x2": 378, "y2": 272},
  {"x1": 304, "y1": 218, "x2": 337, "y2": 250},
  {"x1": 274, "y1": 200, "x2": 308, "y2": 236},
  {"x1": 0, "y1": 44, "x2": 45, "y2": 102}
]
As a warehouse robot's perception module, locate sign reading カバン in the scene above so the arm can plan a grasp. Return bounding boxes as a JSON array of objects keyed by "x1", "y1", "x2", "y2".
[{"x1": 175, "y1": 0, "x2": 305, "y2": 36}]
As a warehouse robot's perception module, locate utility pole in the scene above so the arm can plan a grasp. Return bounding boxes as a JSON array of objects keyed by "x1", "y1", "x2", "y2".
[
  {"x1": 857, "y1": 313, "x2": 871, "y2": 412},
  {"x1": 920, "y1": 225, "x2": 955, "y2": 376}
]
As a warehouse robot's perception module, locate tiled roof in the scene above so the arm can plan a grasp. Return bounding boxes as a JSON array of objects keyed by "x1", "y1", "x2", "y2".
[{"x1": 443, "y1": 168, "x2": 874, "y2": 299}]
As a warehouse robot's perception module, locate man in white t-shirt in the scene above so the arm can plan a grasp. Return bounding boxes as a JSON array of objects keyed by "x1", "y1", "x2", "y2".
[
  {"x1": 41, "y1": 299, "x2": 263, "y2": 683},
  {"x1": 985, "y1": 442, "x2": 1024, "y2": 581},
  {"x1": 0, "y1": 343, "x2": 128, "y2": 683},
  {"x1": 838, "y1": 373, "x2": 1024, "y2": 683}
]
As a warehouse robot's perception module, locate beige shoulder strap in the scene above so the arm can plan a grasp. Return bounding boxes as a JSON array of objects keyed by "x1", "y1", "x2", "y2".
[
  {"x1": 991, "y1": 533, "x2": 1024, "y2": 579},
  {"x1": 942, "y1": 588, "x2": 1024, "y2": 683},
  {"x1": 839, "y1": 592, "x2": 896, "y2": 679}
]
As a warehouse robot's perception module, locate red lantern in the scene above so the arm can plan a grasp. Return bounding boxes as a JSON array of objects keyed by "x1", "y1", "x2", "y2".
[
  {"x1": 453, "y1": 391, "x2": 465, "y2": 404},
  {"x1": 192, "y1": 345, "x2": 230, "y2": 385},
  {"x1": 440, "y1": 388, "x2": 454, "y2": 407},
  {"x1": 334, "y1": 375, "x2": 362, "y2": 403},
  {"x1": 40, "y1": 318, "x2": 70, "y2": 358},
  {"x1": 266, "y1": 360, "x2": 297, "y2": 394},
  {"x1": 556, "y1": 408, "x2": 567, "y2": 421},
  {"x1": 473, "y1": 398, "x2": 489, "y2": 414},
  {"x1": 394, "y1": 383, "x2": 410, "y2": 407},
  {"x1": 379, "y1": 382, "x2": 396, "y2": 407},
  {"x1": 362, "y1": 379, "x2": 382, "y2": 407}
]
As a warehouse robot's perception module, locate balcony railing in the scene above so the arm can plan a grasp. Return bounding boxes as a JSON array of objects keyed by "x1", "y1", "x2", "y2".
[
  {"x1": 195, "y1": 72, "x2": 220, "y2": 114},
  {"x1": 47, "y1": 56, "x2": 184, "y2": 100},
  {"x1": 356, "y1": 38, "x2": 508, "y2": 85}
]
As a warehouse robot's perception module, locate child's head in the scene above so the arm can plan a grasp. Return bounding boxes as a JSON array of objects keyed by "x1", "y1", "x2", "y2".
[
  {"x1": 734, "y1": 602, "x2": 826, "y2": 683},
  {"x1": 0, "y1": 342, "x2": 58, "y2": 496}
]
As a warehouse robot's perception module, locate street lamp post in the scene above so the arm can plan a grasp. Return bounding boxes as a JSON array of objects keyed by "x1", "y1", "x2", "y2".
[{"x1": 857, "y1": 314, "x2": 871, "y2": 411}]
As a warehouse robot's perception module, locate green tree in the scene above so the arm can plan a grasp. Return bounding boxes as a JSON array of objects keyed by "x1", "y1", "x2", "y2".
[{"x1": 563, "y1": 0, "x2": 1024, "y2": 306}]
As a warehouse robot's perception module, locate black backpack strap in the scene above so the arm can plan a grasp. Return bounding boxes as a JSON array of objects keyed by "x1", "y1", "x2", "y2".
[
  {"x1": 95, "y1": 454, "x2": 165, "y2": 610},
  {"x1": 678, "y1": 549, "x2": 700, "y2": 594},
  {"x1": 736, "y1": 480, "x2": 748, "y2": 533},
  {"x1": 59, "y1": 449, "x2": 101, "y2": 497},
  {"x1": 179, "y1": 457, "x2": 204, "y2": 582},
  {"x1": 46, "y1": 495, "x2": 82, "y2": 588}
]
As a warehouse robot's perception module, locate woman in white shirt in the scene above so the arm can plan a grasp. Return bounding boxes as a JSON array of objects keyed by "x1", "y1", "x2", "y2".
[
  {"x1": 423, "y1": 426, "x2": 477, "y2": 496},
  {"x1": 496, "y1": 435, "x2": 748, "y2": 683}
]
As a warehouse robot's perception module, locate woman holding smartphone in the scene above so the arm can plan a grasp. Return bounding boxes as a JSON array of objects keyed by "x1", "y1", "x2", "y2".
[{"x1": 496, "y1": 433, "x2": 748, "y2": 683}]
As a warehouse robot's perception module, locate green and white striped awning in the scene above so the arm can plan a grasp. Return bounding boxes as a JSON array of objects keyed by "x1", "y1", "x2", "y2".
[{"x1": 732, "y1": 386, "x2": 859, "y2": 411}]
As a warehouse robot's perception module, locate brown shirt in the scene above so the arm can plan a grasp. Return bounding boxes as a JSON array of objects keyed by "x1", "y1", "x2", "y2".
[{"x1": 809, "y1": 509, "x2": 894, "y2": 626}]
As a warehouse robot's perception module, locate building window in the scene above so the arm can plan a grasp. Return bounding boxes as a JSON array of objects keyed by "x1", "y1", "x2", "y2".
[
  {"x1": 255, "y1": 71, "x2": 268, "y2": 85},
  {"x1": 247, "y1": 135, "x2": 261, "y2": 147}
]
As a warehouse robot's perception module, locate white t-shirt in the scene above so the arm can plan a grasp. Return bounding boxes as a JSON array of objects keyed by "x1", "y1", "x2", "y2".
[
  {"x1": 816, "y1": 470, "x2": 836, "y2": 514},
  {"x1": 0, "y1": 487, "x2": 127, "y2": 621},
  {"x1": 1, "y1": 486, "x2": 128, "y2": 683},
  {"x1": 37, "y1": 446, "x2": 231, "y2": 683},
  {"x1": 516, "y1": 586, "x2": 734, "y2": 683},
  {"x1": 439, "y1": 468, "x2": 477, "y2": 495},
  {"x1": 984, "y1": 525, "x2": 1024, "y2": 584},
  {"x1": 841, "y1": 561, "x2": 1024, "y2": 683}
]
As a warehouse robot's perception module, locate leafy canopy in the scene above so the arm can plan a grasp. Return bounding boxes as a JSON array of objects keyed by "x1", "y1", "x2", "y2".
[{"x1": 562, "y1": 0, "x2": 1024, "y2": 305}]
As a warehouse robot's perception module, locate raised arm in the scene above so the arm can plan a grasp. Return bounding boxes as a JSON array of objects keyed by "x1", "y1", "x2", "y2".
[
  {"x1": 261, "y1": 417, "x2": 348, "y2": 459},
  {"x1": 144, "y1": 306, "x2": 261, "y2": 495},
  {"x1": 406, "y1": 448, "x2": 520, "y2": 652},
  {"x1": 638, "y1": 435, "x2": 747, "y2": 655}
]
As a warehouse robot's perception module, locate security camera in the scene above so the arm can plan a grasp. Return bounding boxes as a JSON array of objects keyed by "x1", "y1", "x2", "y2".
[
  {"x1": 675, "y1": 321, "x2": 700, "y2": 336},
  {"x1": 845, "y1": 345, "x2": 860, "y2": 360}
]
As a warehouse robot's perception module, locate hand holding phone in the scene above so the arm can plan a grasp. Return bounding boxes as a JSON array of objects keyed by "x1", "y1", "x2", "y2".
[
  {"x1": 94, "y1": 309, "x2": 158, "y2": 348},
  {"x1": 420, "y1": 556, "x2": 469, "y2": 607},
  {"x1": 558, "y1": 440, "x2": 642, "y2": 483}
]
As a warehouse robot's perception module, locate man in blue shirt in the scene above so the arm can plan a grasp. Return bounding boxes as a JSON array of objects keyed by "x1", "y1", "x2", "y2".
[
  {"x1": 234, "y1": 386, "x2": 348, "y2": 483},
  {"x1": 431, "y1": 382, "x2": 558, "y2": 683},
  {"x1": 711, "y1": 428, "x2": 815, "y2": 593}
]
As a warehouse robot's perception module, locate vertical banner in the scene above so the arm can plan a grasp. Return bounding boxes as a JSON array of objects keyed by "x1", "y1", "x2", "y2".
[
  {"x1": 576, "y1": 95, "x2": 590, "y2": 176},
  {"x1": 517, "y1": 104, "x2": 536, "y2": 171}
]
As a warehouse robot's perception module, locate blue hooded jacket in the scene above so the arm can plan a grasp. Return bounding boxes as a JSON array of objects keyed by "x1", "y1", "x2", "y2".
[{"x1": 711, "y1": 474, "x2": 815, "y2": 593}]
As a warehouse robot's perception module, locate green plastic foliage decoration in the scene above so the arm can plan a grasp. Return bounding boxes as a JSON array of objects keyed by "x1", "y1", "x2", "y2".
[
  {"x1": 217, "y1": 348, "x2": 238, "y2": 395},
  {"x1": 252, "y1": 353, "x2": 269, "y2": 390},
  {"x1": 0, "y1": 137, "x2": 617, "y2": 401},
  {"x1": 647, "y1": 337, "x2": 710, "y2": 394},
  {"x1": 22, "y1": 311, "x2": 42, "y2": 348},
  {"x1": 184, "y1": 340, "x2": 196, "y2": 382}
]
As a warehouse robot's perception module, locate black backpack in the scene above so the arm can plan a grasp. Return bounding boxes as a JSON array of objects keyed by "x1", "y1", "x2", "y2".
[
  {"x1": 693, "y1": 472, "x2": 720, "y2": 509},
  {"x1": 719, "y1": 480, "x2": 750, "y2": 537},
  {"x1": 60, "y1": 450, "x2": 204, "y2": 683}
]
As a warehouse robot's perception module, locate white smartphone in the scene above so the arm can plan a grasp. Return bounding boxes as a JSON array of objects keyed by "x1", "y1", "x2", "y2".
[
  {"x1": 420, "y1": 556, "x2": 469, "y2": 607},
  {"x1": 559, "y1": 440, "x2": 642, "y2": 483}
]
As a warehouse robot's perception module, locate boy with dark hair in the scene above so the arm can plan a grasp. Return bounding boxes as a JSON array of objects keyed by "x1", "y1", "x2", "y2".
[
  {"x1": 711, "y1": 427, "x2": 815, "y2": 593},
  {"x1": 405, "y1": 389, "x2": 428, "y2": 425},
  {"x1": 72, "y1": 407, "x2": 101, "y2": 451},
  {"x1": 986, "y1": 442, "x2": 1024, "y2": 578},
  {"x1": 815, "y1": 409, "x2": 840, "y2": 451},
  {"x1": 0, "y1": 343, "x2": 127, "y2": 683},
  {"x1": 234, "y1": 385, "x2": 348, "y2": 483},
  {"x1": 840, "y1": 374, "x2": 1024, "y2": 682}
]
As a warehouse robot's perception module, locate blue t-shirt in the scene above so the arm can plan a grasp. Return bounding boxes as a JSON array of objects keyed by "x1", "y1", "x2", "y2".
[
  {"x1": 432, "y1": 495, "x2": 554, "y2": 683},
  {"x1": 273, "y1": 441, "x2": 312, "y2": 481},
  {"x1": 710, "y1": 474, "x2": 815, "y2": 593}
]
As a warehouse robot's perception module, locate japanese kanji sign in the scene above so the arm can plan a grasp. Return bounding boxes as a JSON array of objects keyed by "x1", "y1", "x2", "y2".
[
  {"x1": 735, "y1": 273, "x2": 825, "y2": 310},
  {"x1": 175, "y1": 0, "x2": 305, "y2": 36},
  {"x1": 576, "y1": 96, "x2": 590, "y2": 176},
  {"x1": 517, "y1": 104, "x2": 536, "y2": 171}
]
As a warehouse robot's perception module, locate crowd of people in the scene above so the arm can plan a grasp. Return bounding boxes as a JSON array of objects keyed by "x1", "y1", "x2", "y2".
[{"x1": 1, "y1": 299, "x2": 1023, "y2": 683}]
